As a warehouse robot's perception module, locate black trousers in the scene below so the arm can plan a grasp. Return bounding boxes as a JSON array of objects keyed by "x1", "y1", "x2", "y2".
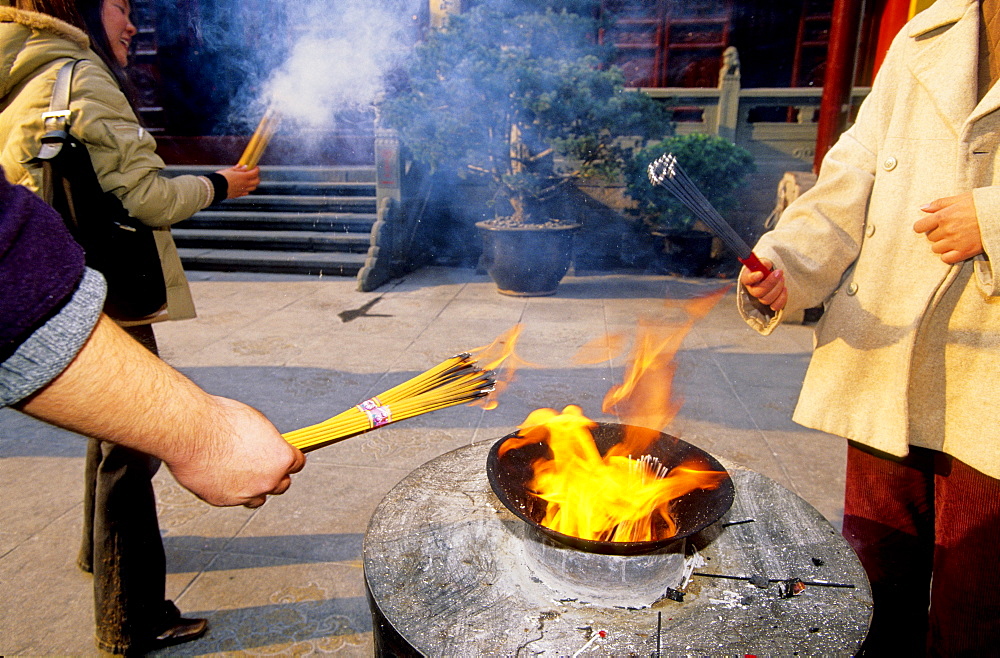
[{"x1": 78, "y1": 324, "x2": 169, "y2": 654}]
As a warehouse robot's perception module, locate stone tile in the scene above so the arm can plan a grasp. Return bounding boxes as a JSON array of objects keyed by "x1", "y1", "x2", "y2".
[
  {"x1": 235, "y1": 462, "x2": 411, "y2": 541},
  {"x1": 291, "y1": 333, "x2": 410, "y2": 372},
  {"x1": 157, "y1": 557, "x2": 371, "y2": 657},
  {"x1": 666, "y1": 418, "x2": 792, "y2": 490},
  {"x1": 389, "y1": 266, "x2": 487, "y2": 296},
  {"x1": 178, "y1": 365, "x2": 381, "y2": 434},
  {"x1": 510, "y1": 322, "x2": 617, "y2": 367},
  {"x1": 0, "y1": 408, "x2": 88, "y2": 458},
  {"x1": 398, "y1": 320, "x2": 524, "y2": 359},
  {"x1": 0, "y1": 531, "x2": 23, "y2": 557},
  {"x1": 176, "y1": 331, "x2": 310, "y2": 367},
  {"x1": 755, "y1": 429, "x2": 847, "y2": 529},
  {"x1": 436, "y1": 296, "x2": 529, "y2": 324},
  {"x1": 0, "y1": 456, "x2": 82, "y2": 536},
  {"x1": 0, "y1": 512, "x2": 95, "y2": 655},
  {"x1": 480, "y1": 366, "x2": 619, "y2": 430},
  {"x1": 154, "y1": 474, "x2": 257, "y2": 538}
]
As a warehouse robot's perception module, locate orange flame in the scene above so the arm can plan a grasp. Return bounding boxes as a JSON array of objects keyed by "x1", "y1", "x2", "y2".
[
  {"x1": 507, "y1": 286, "x2": 731, "y2": 543},
  {"x1": 467, "y1": 324, "x2": 532, "y2": 410},
  {"x1": 513, "y1": 406, "x2": 728, "y2": 542},
  {"x1": 601, "y1": 285, "x2": 730, "y2": 455}
]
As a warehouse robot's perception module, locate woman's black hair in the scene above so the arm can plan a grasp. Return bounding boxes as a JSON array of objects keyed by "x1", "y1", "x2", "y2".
[
  {"x1": 74, "y1": 0, "x2": 141, "y2": 111},
  {"x1": 16, "y1": 0, "x2": 143, "y2": 114}
]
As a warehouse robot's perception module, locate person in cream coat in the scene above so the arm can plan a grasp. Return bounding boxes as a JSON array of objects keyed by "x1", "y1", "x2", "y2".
[{"x1": 740, "y1": 0, "x2": 1000, "y2": 654}]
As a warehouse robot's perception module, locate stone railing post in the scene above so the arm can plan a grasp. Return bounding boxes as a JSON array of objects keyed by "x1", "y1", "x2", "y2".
[
  {"x1": 358, "y1": 112, "x2": 403, "y2": 291},
  {"x1": 714, "y1": 46, "x2": 741, "y2": 143},
  {"x1": 375, "y1": 122, "x2": 402, "y2": 209}
]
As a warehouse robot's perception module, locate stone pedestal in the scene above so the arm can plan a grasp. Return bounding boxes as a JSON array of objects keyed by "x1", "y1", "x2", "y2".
[{"x1": 364, "y1": 440, "x2": 872, "y2": 656}]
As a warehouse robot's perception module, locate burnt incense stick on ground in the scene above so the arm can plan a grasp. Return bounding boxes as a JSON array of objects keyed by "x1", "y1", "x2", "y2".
[
  {"x1": 238, "y1": 108, "x2": 280, "y2": 168},
  {"x1": 282, "y1": 354, "x2": 495, "y2": 452}
]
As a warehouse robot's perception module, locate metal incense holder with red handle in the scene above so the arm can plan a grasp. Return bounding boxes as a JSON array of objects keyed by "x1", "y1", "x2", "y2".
[{"x1": 647, "y1": 153, "x2": 772, "y2": 277}]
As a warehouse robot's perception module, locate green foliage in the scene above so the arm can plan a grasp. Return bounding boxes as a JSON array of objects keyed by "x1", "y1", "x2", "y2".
[
  {"x1": 378, "y1": 0, "x2": 672, "y2": 223},
  {"x1": 624, "y1": 133, "x2": 756, "y2": 232}
]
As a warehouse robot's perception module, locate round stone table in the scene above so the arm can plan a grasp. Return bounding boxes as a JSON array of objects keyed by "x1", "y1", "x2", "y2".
[{"x1": 364, "y1": 440, "x2": 871, "y2": 656}]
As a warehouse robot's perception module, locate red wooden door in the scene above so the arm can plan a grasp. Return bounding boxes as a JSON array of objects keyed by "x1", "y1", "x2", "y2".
[{"x1": 599, "y1": 0, "x2": 734, "y2": 88}]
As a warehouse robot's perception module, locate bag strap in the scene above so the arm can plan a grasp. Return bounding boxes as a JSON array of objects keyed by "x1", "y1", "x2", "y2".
[{"x1": 35, "y1": 59, "x2": 80, "y2": 161}]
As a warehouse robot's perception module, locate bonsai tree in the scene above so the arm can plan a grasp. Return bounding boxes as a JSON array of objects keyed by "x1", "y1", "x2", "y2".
[
  {"x1": 378, "y1": 0, "x2": 672, "y2": 226},
  {"x1": 623, "y1": 133, "x2": 756, "y2": 234}
]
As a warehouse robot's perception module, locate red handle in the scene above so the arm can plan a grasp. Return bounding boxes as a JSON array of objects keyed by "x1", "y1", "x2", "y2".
[{"x1": 739, "y1": 252, "x2": 772, "y2": 277}]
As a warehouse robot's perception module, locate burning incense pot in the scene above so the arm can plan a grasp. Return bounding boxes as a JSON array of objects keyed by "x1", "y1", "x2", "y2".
[
  {"x1": 238, "y1": 107, "x2": 280, "y2": 168},
  {"x1": 488, "y1": 418, "x2": 734, "y2": 555},
  {"x1": 647, "y1": 153, "x2": 771, "y2": 277}
]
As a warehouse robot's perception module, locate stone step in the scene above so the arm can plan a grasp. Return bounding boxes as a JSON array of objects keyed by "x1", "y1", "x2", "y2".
[
  {"x1": 220, "y1": 194, "x2": 376, "y2": 213},
  {"x1": 165, "y1": 164, "x2": 376, "y2": 183},
  {"x1": 164, "y1": 166, "x2": 375, "y2": 197},
  {"x1": 178, "y1": 248, "x2": 368, "y2": 276},
  {"x1": 171, "y1": 228, "x2": 371, "y2": 252},
  {"x1": 179, "y1": 211, "x2": 376, "y2": 232},
  {"x1": 253, "y1": 180, "x2": 375, "y2": 196},
  {"x1": 167, "y1": 164, "x2": 379, "y2": 278}
]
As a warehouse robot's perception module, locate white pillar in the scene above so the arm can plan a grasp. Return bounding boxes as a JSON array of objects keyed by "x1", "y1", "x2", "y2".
[
  {"x1": 429, "y1": 0, "x2": 462, "y2": 29},
  {"x1": 715, "y1": 46, "x2": 741, "y2": 144}
]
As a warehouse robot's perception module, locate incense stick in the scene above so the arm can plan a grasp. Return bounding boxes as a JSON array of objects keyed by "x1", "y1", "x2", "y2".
[
  {"x1": 238, "y1": 108, "x2": 280, "y2": 168},
  {"x1": 282, "y1": 356, "x2": 495, "y2": 452},
  {"x1": 647, "y1": 153, "x2": 771, "y2": 276}
]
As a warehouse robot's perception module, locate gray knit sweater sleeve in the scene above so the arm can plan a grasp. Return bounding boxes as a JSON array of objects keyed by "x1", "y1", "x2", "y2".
[{"x1": 0, "y1": 268, "x2": 107, "y2": 407}]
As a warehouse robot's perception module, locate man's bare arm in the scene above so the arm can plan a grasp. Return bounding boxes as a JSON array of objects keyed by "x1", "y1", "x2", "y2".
[{"x1": 17, "y1": 314, "x2": 304, "y2": 508}]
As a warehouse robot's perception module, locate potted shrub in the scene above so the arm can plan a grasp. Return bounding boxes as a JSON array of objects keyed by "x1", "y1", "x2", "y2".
[
  {"x1": 379, "y1": 0, "x2": 671, "y2": 295},
  {"x1": 623, "y1": 133, "x2": 755, "y2": 277}
]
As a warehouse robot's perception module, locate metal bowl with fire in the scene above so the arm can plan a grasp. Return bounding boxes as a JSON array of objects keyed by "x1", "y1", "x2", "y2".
[{"x1": 487, "y1": 405, "x2": 734, "y2": 556}]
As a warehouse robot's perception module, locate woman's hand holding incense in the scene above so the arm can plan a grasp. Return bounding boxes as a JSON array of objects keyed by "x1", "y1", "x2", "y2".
[
  {"x1": 217, "y1": 165, "x2": 260, "y2": 199},
  {"x1": 740, "y1": 258, "x2": 786, "y2": 311},
  {"x1": 915, "y1": 192, "x2": 985, "y2": 264}
]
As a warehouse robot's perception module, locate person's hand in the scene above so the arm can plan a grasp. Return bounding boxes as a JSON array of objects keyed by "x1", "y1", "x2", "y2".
[
  {"x1": 165, "y1": 396, "x2": 305, "y2": 508},
  {"x1": 740, "y1": 257, "x2": 787, "y2": 311},
  {"x1": 216, "y1": 165, "x2": 261, "y2": 199},
  {"x1": 914, "y1": 192, "x2": 984, "y2": 264}
]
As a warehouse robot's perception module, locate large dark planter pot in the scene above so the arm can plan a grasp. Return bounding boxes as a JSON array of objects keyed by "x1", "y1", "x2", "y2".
[
  {"x1": 476, "y1": 221, "x2": 580, "y2": 296},
  {"x1": 653, "y1": 228, "x2": 715, "y2": 277}
]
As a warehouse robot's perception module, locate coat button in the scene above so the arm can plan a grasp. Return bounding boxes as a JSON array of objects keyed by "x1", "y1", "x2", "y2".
[
  {"x1": 882, "y1": 156, "x2": 897, "y2": 171},
  {"x1": 847, "y1": 282, "x2": 859, "y2": 295},
  {"x1": 866, "y1": 224, "x2": 876, "y2": 237}
]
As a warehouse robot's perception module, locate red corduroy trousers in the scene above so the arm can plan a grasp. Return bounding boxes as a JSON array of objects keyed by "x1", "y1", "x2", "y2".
[{"x1": 842, "y1": 442, "x2": 1000, "y2": 657}]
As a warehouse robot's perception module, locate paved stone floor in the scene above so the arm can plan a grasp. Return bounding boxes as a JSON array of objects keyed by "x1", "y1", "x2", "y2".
[{"x1": 0, "y1": 267, "x2": 846, "y2": 655}]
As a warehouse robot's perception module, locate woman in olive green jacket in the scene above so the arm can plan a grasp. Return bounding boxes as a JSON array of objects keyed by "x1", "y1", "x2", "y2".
[
  {"x1": 0, "y1": 1, "x2": 260, "y2": 653},
  {"x1": 0, "y1": 1, "x2": 259, "y2": 324}
]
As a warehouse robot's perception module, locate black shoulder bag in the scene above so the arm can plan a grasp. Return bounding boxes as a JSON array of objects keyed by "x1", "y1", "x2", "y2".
[{"x1": 32, "y1": 59, "x2": 167, "y2": 320}]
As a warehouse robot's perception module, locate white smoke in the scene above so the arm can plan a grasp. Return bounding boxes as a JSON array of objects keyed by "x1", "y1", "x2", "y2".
[{"x1": 260, "y1": 1, "x2": 415, "y2": 129}]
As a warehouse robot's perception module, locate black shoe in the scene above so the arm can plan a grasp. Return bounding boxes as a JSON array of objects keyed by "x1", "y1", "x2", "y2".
[{"x1": 149, "y1": 616, "x2": 208, "y2": 649}]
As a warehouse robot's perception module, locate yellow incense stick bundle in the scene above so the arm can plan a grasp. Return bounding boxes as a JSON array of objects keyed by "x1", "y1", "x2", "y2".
[
  {"x1": 238, "y1": 108, "x2": 280, "y2": 168},
  {"x1": 282, "y1": 356, "x2": 495, "y2": 452}
]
